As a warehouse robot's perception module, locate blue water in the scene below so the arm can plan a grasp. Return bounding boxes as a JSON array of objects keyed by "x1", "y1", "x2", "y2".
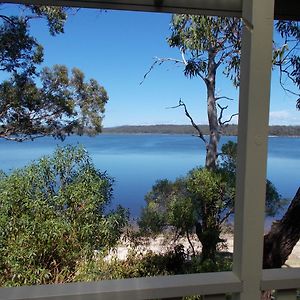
[{"x1": 0, "y1": 134, "x2": 299, "y2": 218}]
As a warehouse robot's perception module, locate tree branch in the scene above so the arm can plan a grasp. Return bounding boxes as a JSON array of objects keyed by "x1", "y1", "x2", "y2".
[
  {"x1": 140, "y1": 56, "x2": 185, "y2": 85},
  {"x1": 220, "y1": 207, "x2": 234, "y2": 225},
  {"x1": 217, "y1": 103, "x2": 238, "y2": 126},
  {"x1": 167, "y1": 99, "x2": 208, "y2": 146},
  {"x1": 0, "y1": 15, "x2": 17, "y2": 25},
  {"x1": 180, "y1": 47, "x2": 188, "y2": 65},
  {"x1": 215, "y1": 96, "x2": 235, "y2": 101},
  {"x1": 0, "y1": 132, "x2": 45, "y2": 142},
  {"x1": 217, "y1": 103, "x2": 228, "y2": 126}
]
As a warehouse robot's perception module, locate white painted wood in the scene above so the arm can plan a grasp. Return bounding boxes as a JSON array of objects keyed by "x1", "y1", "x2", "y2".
[
  {"x1": 232, "y1": 0, "x2": 275, "y2": 299},
  {"x1": 204, "y1": 294, "x2": 227, "y2": 300},
  {"x1": 0, "y1": 272, "x2": 242, "y2": 300},
  {"x1": 276, "y1": 289, "x2": 297, "y2": 300},
  {"x1": 261, "y1": 268, "x2": 300, "y2": 291},
  {"x1": 3, "y1": 0, "x2": 243, "y2": 16},
  {"x1": 0, "y1": 1, "x2": 299, "y2": 300}
]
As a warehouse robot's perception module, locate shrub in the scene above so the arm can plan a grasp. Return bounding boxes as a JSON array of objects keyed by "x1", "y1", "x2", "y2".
[{"x1": 0, "y1": 145, "x2": 128, "y2": 286}]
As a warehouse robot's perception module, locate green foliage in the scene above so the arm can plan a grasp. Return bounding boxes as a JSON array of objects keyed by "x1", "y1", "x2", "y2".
[
  {"x1": 220, "y1": 141, "x2": 237, "y2": 174},
  {"x1": 75, "y1": 245, "x2": 231, "y2": 283},
  {"x1": 168, "y1": 15, "x2": 242, "y2": 86},
  {"x1": 139, "y1": 167, "x2": 234, "y2": 235},
  {"x1": 0, "y1": 6, "x2": 108, "y2": 141},
  {"x1": 0, "y1": 64, "x2": 108, "y2": 141},
  {"x1": 219, "y1": 141, "x2": 286, "y2": 216},
  {"x1": 0, "y1": 5, "x2": 67, "y2": 76},
  {"x1": 74, "y1": 245, "x2": 232, "y2": 281},
  {"x1": 0, "y1": 16, "x2": 43, "y2": 76},
  {"x1": 273, "y1": 21, "x2": 300, "y2": 105},
  {"x1": 25, "y1": 5, "x2": 68, "y2": 36},
  {"x1": 75, "y1": 249, "x2": 177, "y2": 281},
  {"x1": 139, "y1": 178, "x2": 195, "y2": 236},
  {"x1": 0, "y1": 146, "x2": 128, "y2": 286},
  {"x1": 139, "y1": 141, "x2": 284, "y2": 262},
  {"x1": 168, "y1": 15, "x2": 299, "y2": 104},
  {"x1": 139, "y1": 167, "x2": 234, "y2": 262},
  {"x1": 265, "y1": 180, "x2": 286, "y2": 217}
]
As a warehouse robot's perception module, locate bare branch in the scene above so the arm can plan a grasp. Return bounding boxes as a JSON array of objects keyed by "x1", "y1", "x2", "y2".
[
  {"x1": 217, "y1": 103, "x2": 228, "y2": 126},
  {"x1": 215, "y1": 96, "x2": 235, "y2": 101},
  {"x1": 278, "y1": 63, "x2": 300, "y2": 97},
  {"x1": 223, "y1": 113, "x2": 239, "y2": 125},
  {"x1": 140, "y1": 56, "x2": 185, "y2": 85},
  {"x1": 186, "y1": 230, "x2": 196, "y2": 257},
  {"x1": 217, "y1": 103, "x2": 238, "y2": 126},
  {"x1": 0, "y1": 15, "x2": 17, "y2": 25},
  {"x1": 220, "y1": 207, "x2": 234, "y2": 224},
  {"x1": 167, "y1": 99, "x2": 208, "y2": 146},
  {"x1": 180, "y1": 47, "x2": 188, "y2": 65},
  {"x1": 0, "y1": 132, "x2": 45, "y2": 142}
]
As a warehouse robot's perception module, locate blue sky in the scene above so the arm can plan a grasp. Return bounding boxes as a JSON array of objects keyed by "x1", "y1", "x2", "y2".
[{"x1": 1, "y1": 5, "x2": 299, "y2": 126}]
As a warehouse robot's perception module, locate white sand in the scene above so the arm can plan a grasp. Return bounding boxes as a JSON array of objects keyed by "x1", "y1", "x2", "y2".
[{"x1": 106, "y1": 234, "x2": 300, "y2": 267}]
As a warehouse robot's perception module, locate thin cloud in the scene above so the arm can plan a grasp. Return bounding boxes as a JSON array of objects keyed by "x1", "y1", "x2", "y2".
[{"x1": 269, "y1": 110, "x2": 299, "y2": 125}]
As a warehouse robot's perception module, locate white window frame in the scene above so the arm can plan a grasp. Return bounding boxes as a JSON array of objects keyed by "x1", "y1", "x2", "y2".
[{"x1": 1, "y1": 1, "x2": 299, "y2": 299}]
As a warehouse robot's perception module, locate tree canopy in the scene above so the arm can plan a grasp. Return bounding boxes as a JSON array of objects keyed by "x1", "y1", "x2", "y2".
[
  {"x1": 0, "y1": 5, "x2": 108, "y2": 141},
  {"x1": 0, "y1": 65, "x2": 108, "y2": 141}
]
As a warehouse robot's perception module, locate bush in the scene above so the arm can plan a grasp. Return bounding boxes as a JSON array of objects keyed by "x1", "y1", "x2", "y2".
[
  {"x1": 75, "y1": 244, "x2": 232, "y2": 283},
  {"x1": 0, "y1": 145, "x2": 128, "y2": 286}
]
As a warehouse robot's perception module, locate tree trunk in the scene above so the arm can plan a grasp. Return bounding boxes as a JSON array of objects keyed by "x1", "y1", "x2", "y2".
[
  {"x1": 263, "y1": 187, "x2": 300, "y2": 269},
  {"x1": 195, "y1": 50, "x2": 221, "y2": 262},
  {"x1": 261, "y1": 187, "x2": 300, "y2": 300},
  {"x1": 195, "y1": 221, "x2": 221, "y2": 262},
  {"x1": 205, "y1": 51, "x2": 219, "y2": 171}
]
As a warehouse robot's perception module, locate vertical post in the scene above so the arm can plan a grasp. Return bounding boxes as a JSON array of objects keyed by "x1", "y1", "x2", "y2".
[{"x1": 232, "y1": 0, "x2": 274, "y2": 300}]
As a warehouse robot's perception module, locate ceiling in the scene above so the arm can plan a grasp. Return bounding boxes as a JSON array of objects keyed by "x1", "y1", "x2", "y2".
[{"x1": 2, "y1": 0, "x2": 300, "y2": 20}]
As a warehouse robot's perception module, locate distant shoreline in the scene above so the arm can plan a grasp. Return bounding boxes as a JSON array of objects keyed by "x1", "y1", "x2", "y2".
[{"x1": 102, "y1": 124, "x2": 300, "y2": 137}]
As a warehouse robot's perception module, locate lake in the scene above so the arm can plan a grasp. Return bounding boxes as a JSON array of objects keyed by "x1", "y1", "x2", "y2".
[{"x1": 0, "y1": 134, "x2": 299, "y2": 220}]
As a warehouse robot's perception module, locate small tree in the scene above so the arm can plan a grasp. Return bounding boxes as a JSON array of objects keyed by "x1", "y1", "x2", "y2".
[
  {"x1": 0, "y1": 145, "x2": 128, "y2": 286},
  {"x1": 139, "y1": 142, "x2": 283, "y2": 262}
]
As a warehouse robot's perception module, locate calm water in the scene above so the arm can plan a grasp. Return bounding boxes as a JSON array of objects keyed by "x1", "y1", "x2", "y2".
[{"x1": 0, "y1": 134, "x2": 299, "y2": 219}]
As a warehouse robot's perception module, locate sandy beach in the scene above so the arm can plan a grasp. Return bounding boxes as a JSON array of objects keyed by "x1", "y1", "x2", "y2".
[{"x1": 107, "y1": 234, "x2": 300, "y2": 268}]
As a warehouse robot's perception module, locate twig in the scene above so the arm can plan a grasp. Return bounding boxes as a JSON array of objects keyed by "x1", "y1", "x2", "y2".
[
  {"x1": 217, "y1": 103, "x2": 238, "y2": 126},
  {"x1": 222, "y1": 113, "x2": 239, "y2": 125},
  {"x1": 215, "y1": 96, "x2": 235, "y2": 101},
  {"x1": 220, "y1": 208, "x2": 234, "y2": 224},
  {"x1": 140, "y1": 57, "x2": 185, "y2": 85},
  {"x1": 167, "y1": 99, "x2": 208, "y2": 146},
  {"x1": 186, "y1": 230, "x2": 196, "y2": 257}
]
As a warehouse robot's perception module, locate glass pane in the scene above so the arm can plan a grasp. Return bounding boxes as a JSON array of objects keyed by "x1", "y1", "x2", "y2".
[
  {"x1": 0, "y1": 6, "x2": 244, "y2": 290},
  {"x1": 263, "y1": 21, "x2": 300, "y2": 270}
]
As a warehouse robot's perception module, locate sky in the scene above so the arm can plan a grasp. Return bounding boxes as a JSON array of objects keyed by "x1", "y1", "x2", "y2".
[{"x1": 1, "y1": 5, "x2": 299, "y2": 126}]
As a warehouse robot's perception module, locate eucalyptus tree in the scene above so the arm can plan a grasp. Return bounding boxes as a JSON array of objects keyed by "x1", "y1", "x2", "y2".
[
  {"x1": 143, "y1": 17, "x2": 299, "y2": 169},
  {"x1": 0, "y1": 4, "x2": 108, "y2": 141},
  {"x1": 143, "y1": 15, "x2": 242, "y2": 170}
]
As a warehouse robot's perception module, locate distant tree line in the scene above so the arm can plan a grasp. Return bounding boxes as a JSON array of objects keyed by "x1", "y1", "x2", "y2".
[{"x1": 102, "y1": 124, "x2": 300, "y2": 136}]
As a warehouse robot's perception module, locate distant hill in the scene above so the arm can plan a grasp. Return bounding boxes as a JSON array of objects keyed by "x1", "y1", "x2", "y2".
[{"x1": 102, "y1": 124, "x2": 300, "y2": 136}]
